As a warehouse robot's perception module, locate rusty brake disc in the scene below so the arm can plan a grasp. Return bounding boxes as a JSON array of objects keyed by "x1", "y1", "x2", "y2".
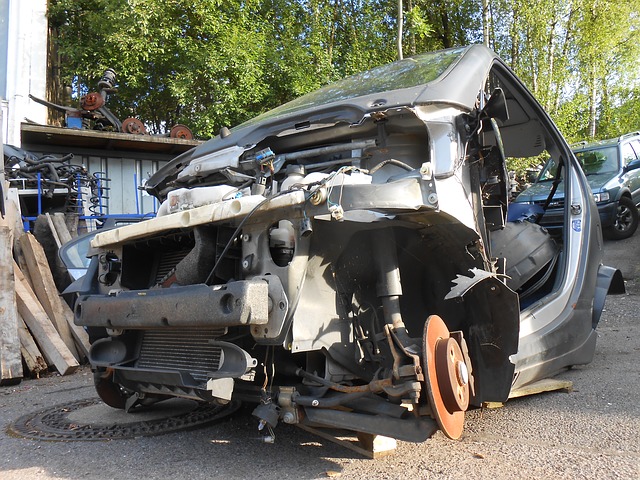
[
  {"x1": 423, "y1": 314, "x2": 470, "y2": 439},
  {"x1": 121, "y1": 117, "x2": 147, "y2": 135},
  {"x1": 170, "y1": 124, "x2": 193, "y2": 140},
  {"x1": 81, "y1": 92, "x2": 105, "y2": 111}
]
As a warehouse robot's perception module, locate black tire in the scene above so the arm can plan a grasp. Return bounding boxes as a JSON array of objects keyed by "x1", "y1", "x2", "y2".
[
  {"x1": 93, "y1": 368, "x2": 128, "y2": 409},
  {"x1": 605, "y1": 196, "x2": 639, "y2": 240}
]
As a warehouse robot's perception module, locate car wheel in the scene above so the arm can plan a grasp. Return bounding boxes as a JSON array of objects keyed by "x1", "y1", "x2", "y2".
[
  {"x1": 605, "y1": 196, "x2": 639, "y2": 240},
  {"x1": 93, "y1": 368, "x2": 128, "y2": 409}
]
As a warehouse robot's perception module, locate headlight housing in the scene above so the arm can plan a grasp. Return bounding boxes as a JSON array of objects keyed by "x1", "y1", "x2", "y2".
[{"x1": 593, "y1": 192, "x2": 610, "y2": 203}]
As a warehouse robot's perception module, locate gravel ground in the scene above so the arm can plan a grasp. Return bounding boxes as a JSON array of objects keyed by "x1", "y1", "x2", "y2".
[{"x1": 1, "y1": 236, "x2": 638, "y2": 480}]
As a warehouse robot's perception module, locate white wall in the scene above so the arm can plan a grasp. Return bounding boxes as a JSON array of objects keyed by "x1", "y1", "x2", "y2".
[{"x1": 1, "y1": 0, "x2": 48, "y2": 146}]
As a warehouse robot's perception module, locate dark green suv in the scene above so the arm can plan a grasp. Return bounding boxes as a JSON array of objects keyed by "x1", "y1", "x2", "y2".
[{"x1": 515, "y1": 131, "x2": 640, "y2": 239}]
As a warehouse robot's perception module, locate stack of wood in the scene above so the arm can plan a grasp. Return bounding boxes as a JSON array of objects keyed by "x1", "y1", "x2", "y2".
[{"x1": 1, "y1": 186, "x2": 90, "y2": 385}]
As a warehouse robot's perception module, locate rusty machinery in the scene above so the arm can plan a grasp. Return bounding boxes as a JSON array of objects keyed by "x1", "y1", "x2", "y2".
[{"x1": 30, "y1": 69, "x2": 193, "y2": 140}]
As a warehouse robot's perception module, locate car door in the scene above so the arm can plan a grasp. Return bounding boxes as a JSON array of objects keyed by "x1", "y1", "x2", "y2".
[{"x1": 626, "y1": 139, "x2": 640, "y2": 205}]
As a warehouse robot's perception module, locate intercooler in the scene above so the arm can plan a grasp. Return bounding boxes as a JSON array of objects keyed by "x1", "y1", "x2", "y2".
[{"x1": 135, "y1": 328, "x2": 226, "y2": 384}]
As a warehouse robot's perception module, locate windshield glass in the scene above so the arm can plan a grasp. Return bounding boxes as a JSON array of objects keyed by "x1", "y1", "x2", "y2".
[
  {"x1": 60, "y1": 235, "x2": 93, "y2": 269},
  {"x1": 574, "y1": 146, "x2": 618, "y2": 175},
  {"x1": 238, "y1": 47, "x2": 466, "y2": 129}
]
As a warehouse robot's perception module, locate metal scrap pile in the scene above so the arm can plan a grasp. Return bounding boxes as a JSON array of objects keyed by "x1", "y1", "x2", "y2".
[
  {"x1": 3, "y1": 145, "x2": 106, "y2": 214},
  {"x1": 30, "y1": 68, "x2": 193, "y2": 139}
]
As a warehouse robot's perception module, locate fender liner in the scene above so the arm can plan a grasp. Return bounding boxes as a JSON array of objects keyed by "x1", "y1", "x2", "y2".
[{"x1": 592, "y1": 265, "x2": 625, "y2": 329}]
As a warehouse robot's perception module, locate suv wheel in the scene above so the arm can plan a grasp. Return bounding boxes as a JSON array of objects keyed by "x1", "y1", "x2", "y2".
[{"x1": 606, "y1": 196, "x2": 639, "y2": 240}]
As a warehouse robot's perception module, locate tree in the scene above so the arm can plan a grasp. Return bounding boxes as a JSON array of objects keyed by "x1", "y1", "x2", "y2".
[
  {"x1": 490, "y1": 0, "x2": 640, "y2": 141},
  {"x1": 573, "y1": 0, "x2": 640, "y2": 138},
  {"x1": 47, "y1": 0, "x2": 639, "y2": 142},
  {"x1": 48, "y1": 0, "x2": 402, "y2": 138}
]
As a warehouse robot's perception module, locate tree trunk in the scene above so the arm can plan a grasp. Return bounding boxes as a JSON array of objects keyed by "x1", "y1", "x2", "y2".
[
  {"x1": 510, "y1": 2, "x2": 520, "y2": 67},
  {"x1": 482, "y1": 0, "x2": 490, "y2": 48},
  {"x1": 397, "y1": 0, "x2": 404, "y2": 60},
  {"x1": 408, "y1": 0, "x2": 415, "y2": 55},
  {"x1": 588, "y1": 65, "x2": 598, "y2": 138}
]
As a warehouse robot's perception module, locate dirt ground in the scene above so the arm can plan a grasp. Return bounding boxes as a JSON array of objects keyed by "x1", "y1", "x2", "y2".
[{"x1": 1, "y1": 235, "x2": 639, "y2": 480}]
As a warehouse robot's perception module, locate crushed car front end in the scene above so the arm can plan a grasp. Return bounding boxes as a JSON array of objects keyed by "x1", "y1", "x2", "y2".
[{"x1": 72, "y1": 45, "x2": 622, "y2": 442}]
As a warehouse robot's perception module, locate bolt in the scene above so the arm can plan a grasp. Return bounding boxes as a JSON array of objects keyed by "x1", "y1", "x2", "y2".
[
  {"x1": 311, "y1": 399, "x2": 319, "y2": 407},
  {"x1": 282, "y1": 412, "x2": 296, "y2": 424},
  {"x1": 427, "y1": 193, "x2": 438, "y2": 205}
]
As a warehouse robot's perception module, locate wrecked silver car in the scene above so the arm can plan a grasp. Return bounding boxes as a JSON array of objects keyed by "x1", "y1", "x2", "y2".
[{"x1": 71, "y1": 45, "x2": 623, "y2": 442}]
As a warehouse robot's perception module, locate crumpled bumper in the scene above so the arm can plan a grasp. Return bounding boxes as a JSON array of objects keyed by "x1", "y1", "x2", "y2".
[{"x1": 75, "y1": 279, "x2": 270, "y2": 329}]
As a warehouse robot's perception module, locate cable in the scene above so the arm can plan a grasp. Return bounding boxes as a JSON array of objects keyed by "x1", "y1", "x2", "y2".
[{"x1": 368, "y1": 158, "x2": 414, "y2": 174}]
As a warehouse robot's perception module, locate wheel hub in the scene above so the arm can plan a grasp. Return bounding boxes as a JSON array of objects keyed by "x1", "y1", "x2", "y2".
[
  {"x1": 170, "y1": 124, "x2": 194, "y2": 140},
  {"x1": 122, "y1": 117, "x2": 147, "y2": 135}
]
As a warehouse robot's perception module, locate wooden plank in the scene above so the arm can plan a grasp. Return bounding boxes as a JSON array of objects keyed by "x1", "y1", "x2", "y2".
[
  {"x1": 65, "y1": 212, "x2": 79, "y2": 239},
  {"x1": 12, "y1": 239, "x2": 34, "y2": 289},
  {"x1": 1, "y1": 185, "x2": 23, "y2": 243},
  {"x1": 297, "y1": 425, "x2": 397, "y2": 459},
  {"x1": 61, "y1": 300, "x2": 90, "y2": 361},
  {"x1": 52, "y1": 212, "x2": 73, "y2": 245},
  {"x1": 11, "y1": 187, "x2": 30, "y2": 287},
  {"x1": 18, "y1": 232, "x2": 80, "y2": 361},
  {"x1": 0, "y1": 226, "x2": 23, "y2": 384},
  {"x1": 44, "y1": 213, "x2": 62, "y2": 249},
  {"x1": 509, "y1": 378, "x2": 573, "y2": 399},
  {"x1": 14, "y1": 262, "x2": 79, "y2": 375},
  {"x1": 18, "y1": 315, "x2": 48, "y2": 377}
]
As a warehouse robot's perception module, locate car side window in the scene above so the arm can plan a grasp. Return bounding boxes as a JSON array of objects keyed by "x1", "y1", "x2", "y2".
[
  {"x1": 628, "y1": 140, "x2": 640, "y2": 161},
  {"x1": 621, "y1": 142, "x2": 637, "y2": 166}
]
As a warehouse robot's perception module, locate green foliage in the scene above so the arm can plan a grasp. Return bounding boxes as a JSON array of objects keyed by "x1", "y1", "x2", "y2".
[
  {"x1": 48, "y1": 0, "x2": 401, "y2": 138},
  {"x1": 48, "y1": 0, "x2": 639, "y2": 143},
  {"x1": 406, "y1": 6, "x2": 432, "y2": 40},
  {"x1": 596, "y1": 86, "x2": 640, "y2": 139}
]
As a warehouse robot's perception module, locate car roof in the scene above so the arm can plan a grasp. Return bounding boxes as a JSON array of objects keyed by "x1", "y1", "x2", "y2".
[
  {"x1": 146, "y1": 45, "x2": 502, "y2": 197},
  {"x1": 572, "y1": 131, "x2": 640, "y2": 152}
]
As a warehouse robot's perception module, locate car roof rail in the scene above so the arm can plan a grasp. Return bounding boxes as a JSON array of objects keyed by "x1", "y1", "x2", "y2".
[{"x1": 619, "y1": 131, "x2": 640, "y2": 142}]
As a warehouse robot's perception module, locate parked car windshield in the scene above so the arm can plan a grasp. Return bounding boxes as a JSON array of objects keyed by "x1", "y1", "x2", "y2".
[{"x1": 575, "y1": 146, "x2": 618, "y2": 175}]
